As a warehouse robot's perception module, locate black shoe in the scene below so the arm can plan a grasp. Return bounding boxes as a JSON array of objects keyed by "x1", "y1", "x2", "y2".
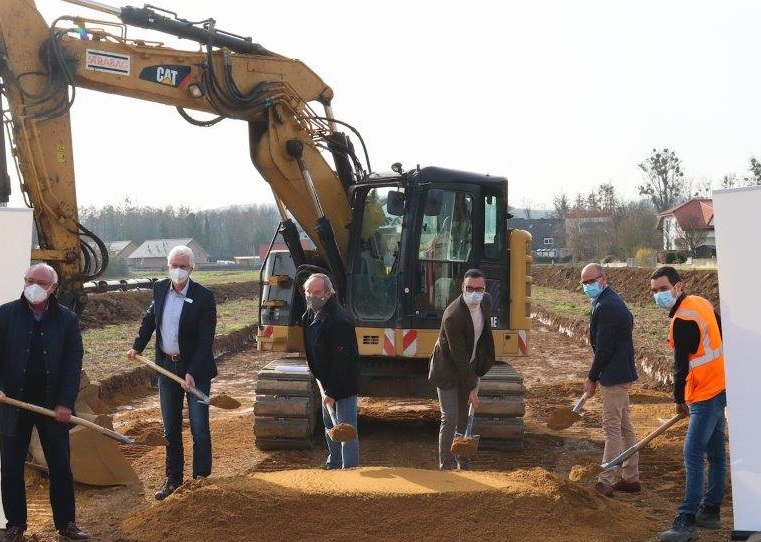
[
  {"x1": 660, "y1": 514, "x2": 697, "y2": 542},
  {"x1": 57, "y1": 522, "x2": 89, "y2": 541},
  {"x1": 696, "y1": 504, "x2": 721, "y2": 529},
  {"x1": 154, "y1": 478, "x2": 181, "y2": 500},
  {"x1": 4, "y1": 525, "x2": 26, "y2": 542}
]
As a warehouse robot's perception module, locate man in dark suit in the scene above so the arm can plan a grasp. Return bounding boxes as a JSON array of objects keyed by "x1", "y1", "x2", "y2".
[
  {"x1": 0, "y1": 263, "x2": 88, "y2": 541},
  {"x1": 128, "y1": 245, "x2": 217, "y2": 500},
  {"x1": 302, "y1": 273, "x2": 360, "y2": 469},
  {"x1": 428, "y1": 268, "x2": 495, "y2": 470},
  {"x1": 580, "y1": 263, "x2": 639, "y2": 497}
]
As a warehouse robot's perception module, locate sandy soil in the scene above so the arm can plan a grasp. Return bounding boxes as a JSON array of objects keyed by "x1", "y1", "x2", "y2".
[{"x1": 12, "y1": 318, "x2": 733, "y2": 542}]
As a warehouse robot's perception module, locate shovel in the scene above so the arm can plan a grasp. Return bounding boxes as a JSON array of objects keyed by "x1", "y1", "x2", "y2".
[
  {"x1": 601, "y1": 413, "x2": 686, "y2": 472},
  {"x1": 451, "y1": 403, "x2": 480, "y2": 457},
  {"x1": 316, "y1": 379, "x2": 357, "y2": 443},
  {"x1": 0, "y1": 390, "x2": 136, "y2": 445},
  {"x1": 133, "y1": 354, "x2": 241, "y2": 409},
  {"x1": 547, "y1": 391, "x2": 589, "y2": 430}
]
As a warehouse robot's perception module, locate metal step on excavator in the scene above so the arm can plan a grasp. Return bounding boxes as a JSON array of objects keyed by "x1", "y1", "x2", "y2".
[
  {"x1": 253, "y1": 359, "x2": 525, "y2": 451},
  {"x1": 27, "y1": 371, "x2": 139, "y2": 486}
]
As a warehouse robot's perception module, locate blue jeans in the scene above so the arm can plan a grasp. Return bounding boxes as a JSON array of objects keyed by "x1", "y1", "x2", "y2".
[
  {"x1": 678, "y1": 391, "x2": 727, "y2": 516},
  {"x1": 323, "y1": 395, "x2": 359, "y2": 469},
  {"x1": 158, "y1": 369, "x2": 212, "y2": 481}
]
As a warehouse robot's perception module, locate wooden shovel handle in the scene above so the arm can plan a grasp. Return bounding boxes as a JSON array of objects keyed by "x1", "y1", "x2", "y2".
[
  {"x1": 133, "y1": 354, "x2": 210, "y2": 405},
  {"x1": 0, "y1": 391, "x2": 134, "y2": 445},
  {"x1": 601, "y1": 413, "x2": 685, "y2": 471},
  {"x1": 572, "y1": 392, "x2": 589, "y2": 414},
  {"x1": 315, "y1": 378, "x2": 339, "y2": 426}
]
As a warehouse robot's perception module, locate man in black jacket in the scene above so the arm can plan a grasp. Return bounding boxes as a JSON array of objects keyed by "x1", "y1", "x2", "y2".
[
  {"x1": 302, "y1": 273, "x2": 360, "y2": 469},
  {"x1": 0, "y1": 263, "x2": 88, "y2": 541},
  {"x1": 580, "y1": 263, "x2": 639, "y2": 497},
  {"x1": 128, "y1": 245, "x2": 217, "y2": 500}
]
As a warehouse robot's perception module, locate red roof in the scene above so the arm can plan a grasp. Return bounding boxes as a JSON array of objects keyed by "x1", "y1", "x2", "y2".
[{"x1": 657, "y1": 198, "x2": 713, "y2": 230}]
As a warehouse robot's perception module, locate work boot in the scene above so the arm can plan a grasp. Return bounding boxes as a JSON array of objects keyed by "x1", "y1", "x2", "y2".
[
  {"x1": 4, "y1": 525, "x2": 26, "y2": 542},
  {"x1": 613, "y1": 478, "x2": 642, "y2": 493},
  {"x1": 154, "y1": 478, "x2": 181, "y2": 500},
  {"x1": 594, "y1": 481, "x2": 614, "y2": 498},
  {"x1": 696, "y1": 504, "x2": 721, "y2": 529},
  {"x1": 660, "y1": 514, "x2": 698, "y2": 542},
  {"x1": 57, "y1": 522, "x2": 89, "y2": 541}
]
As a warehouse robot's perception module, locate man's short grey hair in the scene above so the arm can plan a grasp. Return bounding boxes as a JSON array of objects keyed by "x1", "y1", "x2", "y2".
[
  {"x1": 27, "y1": 262, "x2": 58, "y2": 284},
  {"x1": 304, "y1": 273, "x2": 335, "y2": 294},
  {"x1": 167, "y1": 245, "x2": 195, "y2": 267}
]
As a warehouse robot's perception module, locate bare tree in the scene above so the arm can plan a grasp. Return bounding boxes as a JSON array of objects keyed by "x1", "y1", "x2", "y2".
[
  {"x1": 744, "y1": 156, "x2": 761, "y2": 185},
  {"x1": 675, "y1": 214, "x2": 708, "y2": 256},
  {"x1": 552, "y1": 193, "x2": 570, "y2": 219},
  {"x1": 638, "y1": 148, "x2": 686, "y2": 212}
]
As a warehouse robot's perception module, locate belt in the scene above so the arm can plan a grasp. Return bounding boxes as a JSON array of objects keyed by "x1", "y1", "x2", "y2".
[{"x1": 165, "y1": 353, "x2": 182, "y2": 362}]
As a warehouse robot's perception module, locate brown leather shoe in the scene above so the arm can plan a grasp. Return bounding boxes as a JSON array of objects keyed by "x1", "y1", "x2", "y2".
[
  {"x1": 4, "y1": 525, "x2": 26, "y2": 542},
  {"x1": 154, "y1": 478, "x2": 181, "y2": 501},
  {"x1": 613, "y1": 478, "x2": 642, "y2": 493},
  {"x1": 57, "y1": 521, "x2": 89, "y2": 540},
  {"x1": 594, "y1": 481, "x2": 615, "y2": 498}
]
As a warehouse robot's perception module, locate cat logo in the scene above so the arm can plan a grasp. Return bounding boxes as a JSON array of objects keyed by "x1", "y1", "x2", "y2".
[{"x1": 139, "y1": 65, "x2": 192, "y2": 88}]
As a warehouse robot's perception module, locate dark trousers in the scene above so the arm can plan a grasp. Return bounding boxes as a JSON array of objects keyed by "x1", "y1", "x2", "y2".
[
  {"x1": 1, "y1": 413, "x2": 75, "y2": 530},
  {"x1": 158, "y1": 368, "x2": 212, "y2": 482}
]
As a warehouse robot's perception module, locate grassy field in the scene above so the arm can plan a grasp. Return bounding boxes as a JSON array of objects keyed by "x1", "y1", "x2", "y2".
[
  {"x1": 130, "y1": 268, "x2": 261, "y2": 285},
  {"x1": 82, "y1": 294, "x2": 259, "y2": 384}
]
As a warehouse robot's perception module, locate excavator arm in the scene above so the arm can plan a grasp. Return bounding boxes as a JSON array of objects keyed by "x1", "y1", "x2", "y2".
[{"x1": 0, "y1": 0, "x2": 356, "y2": 308}]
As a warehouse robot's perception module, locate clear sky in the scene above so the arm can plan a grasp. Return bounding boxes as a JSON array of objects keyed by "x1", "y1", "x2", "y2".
[{"x1": 5, "y1": 0, "x2": 760, "y2": 211}]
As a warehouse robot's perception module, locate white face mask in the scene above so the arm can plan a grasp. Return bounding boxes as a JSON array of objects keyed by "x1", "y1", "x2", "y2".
[
  {"x1": 169, "y1": 267, "x2": 189, "y2": 284},
  {"x1": 463, "y1": 291, "x2": 484, "y2": 306},
  {"x1": 24, "y1": 284, "x2": 49, "y2": 305}
]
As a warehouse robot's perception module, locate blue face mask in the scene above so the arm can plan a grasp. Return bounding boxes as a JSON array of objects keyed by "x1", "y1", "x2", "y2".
[
  {"x1": 654, "y1": 290, "x2": 677, "y2": 309},
  {"x1": 582, "y1": 282, "x2": 603, "y2": 299}
]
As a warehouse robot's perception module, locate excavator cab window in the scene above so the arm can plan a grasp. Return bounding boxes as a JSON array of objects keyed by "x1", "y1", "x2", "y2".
[
  {"x1": 415, "y1": 190, "x2": 473, "y2": 312},
  {"x1": 350, "y1": 186, "x2": 402, "y2": 321}
]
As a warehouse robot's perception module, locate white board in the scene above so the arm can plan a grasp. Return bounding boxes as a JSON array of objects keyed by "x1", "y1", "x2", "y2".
[
  {"x1": 0, "y1": 206, "x2": 33, "y2": 528},
  {"x1": 0, "y1": 207, "x2": 33, "y2": 304},
  {"x1": 712, "y1": 186, "x2": 761, "y2": 535}
]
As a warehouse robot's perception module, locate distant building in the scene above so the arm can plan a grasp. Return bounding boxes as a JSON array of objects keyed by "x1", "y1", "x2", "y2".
[
  {"x1": 127, "y1": 238, "x2": 211, "y2": 269},
  {"x1": 656, "y1": 198, "x2": 715, "y2": 257},
  {"x1": 508, "y1": 217, "x2": 569, "y2": 261},
  {"x1": 106, "y1": 240, "x2": 137, "y2": 259}
]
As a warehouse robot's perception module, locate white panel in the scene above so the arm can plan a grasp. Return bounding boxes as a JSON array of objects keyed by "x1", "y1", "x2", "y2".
[
  {"x1": 712, "y1": 186, "x2": 761, "y2": 533},
  {"x1": 0, "y1": 207, "x2": 33, "y2": 304},
  {"x1": 0, "y1": 206, "x2": 33, "y2": 527}
]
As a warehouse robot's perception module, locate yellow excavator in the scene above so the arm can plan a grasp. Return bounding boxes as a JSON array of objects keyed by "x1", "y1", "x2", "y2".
[{"x1": 0, "y1": 0, "x2": 532, "y2": 479}]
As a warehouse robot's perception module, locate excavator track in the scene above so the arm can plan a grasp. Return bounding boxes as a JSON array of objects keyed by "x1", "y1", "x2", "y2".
[
  {"x1": 253, "y1": 358, "x2": 320, "y2": 450},
  {"x1": 253, "y1": 358, "x2": 525, "y2": 452},
  {"x1": 474, "y1": 361, "x2": 525, "y2": 451}
]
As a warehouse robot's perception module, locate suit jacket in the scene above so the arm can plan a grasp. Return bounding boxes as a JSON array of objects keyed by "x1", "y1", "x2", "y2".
[
  {"x1": 428, "y1": 293, "x2": 495, "y2": 391},
  {"x1": 302, "y1": 296, "x2": 360, "y2": 401},
  {"x1": 132, "y1": 278, "x2": 218, "y2": 382},
  {"x1": 0, "y1": 295, "x2": 83, "y2": 437},
  {"x1": 587, "y1": 286, "x2": 637, "y2": 386}
]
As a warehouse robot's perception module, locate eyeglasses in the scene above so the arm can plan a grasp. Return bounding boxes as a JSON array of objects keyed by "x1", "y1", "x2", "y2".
[
  {"x1": 464, "y1": 286, "x2": 486, "y2": 293},
  {"x1": 24, "y1": 277, "x2": 53, "y2": 288},
  {"x1": 579, "y1": 275, "x2": 602, "y2": 286}
]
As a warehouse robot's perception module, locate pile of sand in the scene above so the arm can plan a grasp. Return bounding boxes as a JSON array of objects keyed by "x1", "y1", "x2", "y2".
[{"x1": 122, "y1": 467, "x2": 657, "y2": 542}]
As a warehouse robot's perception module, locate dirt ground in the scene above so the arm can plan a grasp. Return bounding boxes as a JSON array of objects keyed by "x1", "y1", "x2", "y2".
[{"x1": 13, "y1": 314, "x2": 734, "y2": 542}]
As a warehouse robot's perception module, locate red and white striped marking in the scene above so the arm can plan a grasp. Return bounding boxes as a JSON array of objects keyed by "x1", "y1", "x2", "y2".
[
  {"x1": 517, "y1": 329, "x2": 528, "y2": 356},
  {"x1": 382, "y1": 329, "x2": 418, "y2": 357}
]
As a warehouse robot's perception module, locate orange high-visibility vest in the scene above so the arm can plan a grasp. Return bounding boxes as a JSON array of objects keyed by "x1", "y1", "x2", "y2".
[{"x1": 667, "y1": 295, "x2": 725, "y2": 404}]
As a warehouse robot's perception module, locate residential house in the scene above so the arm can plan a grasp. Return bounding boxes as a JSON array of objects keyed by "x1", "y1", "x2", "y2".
[
  {"x1": 656, "y1": 198, "x2": 715, "y2": 258},
  {"x1": 106, "y1": 240, "x2": 137, "y2": 259},
  {"x1": 507, "y1": 217, "x2": 569, "y2": 261},
  {"x1": 127, "y1": 238, "x2": 211, "y2": 269}
]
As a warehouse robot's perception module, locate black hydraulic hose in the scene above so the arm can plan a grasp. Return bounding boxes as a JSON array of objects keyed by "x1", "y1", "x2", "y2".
[{"x1": 0, "y1": 117, "x2": 11, "y2": 204}]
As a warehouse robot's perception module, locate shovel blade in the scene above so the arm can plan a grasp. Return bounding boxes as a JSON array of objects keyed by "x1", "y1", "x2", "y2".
[
  {"x1": 451, "y1": 433, "x2": 480, "y2": 457},
  {"x1": 547, "y1": 409, "x2": 582, "y2": 431}
]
